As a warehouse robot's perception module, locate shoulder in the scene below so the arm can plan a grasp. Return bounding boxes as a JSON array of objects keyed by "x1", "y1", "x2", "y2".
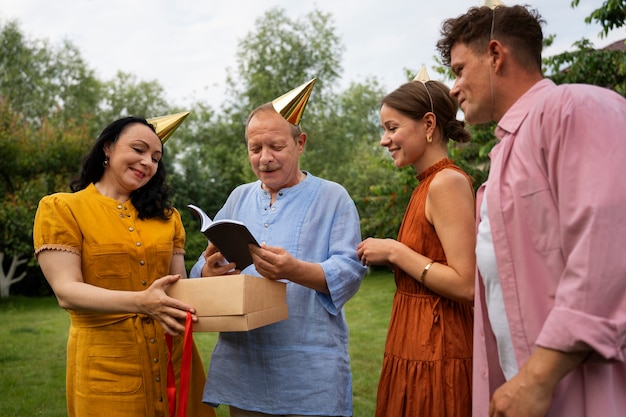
[
  {"x1": 37, "y1": 191, "x2": 82, "y2": 212},
  {"x1": 225, "y1": 181, "x2": 258, "y2": 201},
  {"x1": 232, "y1": 181, "x2": 259, "y2": 194},
  {"x1": 315, "y1": 177, "x2": 355, "y2": 206},
  {"x1": 426, "y1": 168, "x2": 475, "y2": 223},
  {"x1": 531, "y1": 83, "x2": 626, "y2": 140},
  {"x1": 428, "y1": 168, "x2": 474, "y2": 203},
  {"x1": 543, "y1": 83, "x2": 625, "y2": 111},
  {"x1": 430, "y1": 167, "x2": 472, "y2": 189},
  {"x1": 309, "y1": 173, "x2": 349, "y2": 194},
  {"x1": 168, "y1": 206, "x2": 183, "y2": 223}
]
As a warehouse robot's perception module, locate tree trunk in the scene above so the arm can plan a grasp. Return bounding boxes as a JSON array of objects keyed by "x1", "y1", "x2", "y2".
[{"x1": 0, "y1": 252, "x2": 28, "y2": 298}]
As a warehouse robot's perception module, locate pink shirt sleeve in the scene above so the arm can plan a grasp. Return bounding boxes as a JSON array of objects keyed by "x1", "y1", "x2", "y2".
[{"x1": 533, "y1": 86, "x2": 626, "y2": 362}]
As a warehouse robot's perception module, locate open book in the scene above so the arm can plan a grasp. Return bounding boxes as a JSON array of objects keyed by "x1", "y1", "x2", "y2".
[{"x1": 187, "y1": 204, "x2": 260, "y2": 270}]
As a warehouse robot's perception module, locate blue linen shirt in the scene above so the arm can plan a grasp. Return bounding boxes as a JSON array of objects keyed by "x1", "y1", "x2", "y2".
[{"x1": 190, "y1": 172, "x2": 366, "y2": 416}]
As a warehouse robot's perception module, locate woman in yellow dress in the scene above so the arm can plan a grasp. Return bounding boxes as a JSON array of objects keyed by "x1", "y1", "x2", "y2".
[{"x1": 33, "y1": 115, "x2": 214, "y2": 417}]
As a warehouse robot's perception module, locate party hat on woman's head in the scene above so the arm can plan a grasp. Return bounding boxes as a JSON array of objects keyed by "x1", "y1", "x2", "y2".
[
  {"x1": 413, "y1": 65, "x2": 434, "y2": 113},
  {"x1": 272, "y1": 78, "x2": 316, "y2": 125},
  {"x1": 483, "y1": 0, "x2": 504, "y2": 8},
  {"x1": 413, "y1": 65, "x2": 430, "y2": 83},
  {"x1": 147, "y1": 111, "x2": 190, "y2": 144}
]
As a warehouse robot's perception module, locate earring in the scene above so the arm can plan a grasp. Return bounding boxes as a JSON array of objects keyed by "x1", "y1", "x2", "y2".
[
  {"x1": 426, "y1": 135, "x2": 433, "y2": 143},
  {"x1": 103, "y1": 156, "x2": 109, "y2": 167}
]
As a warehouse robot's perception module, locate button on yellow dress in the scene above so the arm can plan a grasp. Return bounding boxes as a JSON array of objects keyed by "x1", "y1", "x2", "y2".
[
  {"x1": 33, "y1": 184, "x2": 214, "y2": 417},
  {"x1": 375, "y1": 159, "x2": 473, "y2": 417}
]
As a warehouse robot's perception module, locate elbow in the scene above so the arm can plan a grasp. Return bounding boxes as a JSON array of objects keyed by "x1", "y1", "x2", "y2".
[
  {"x1": 51, "y1": 287, "x2": 76, "y2": 310},
  {"x1": 457, "y1": 268, "x2": 475, "y2": 305},
  {"x1": 462, "y1": 285, "x2": 475, "y2": 305},
  {"x1": 55, "y1": 294, "x2": 73, "y2": 310},
  {"x1": 456, "y1": 281, "x2": 475, "y2": 305}
]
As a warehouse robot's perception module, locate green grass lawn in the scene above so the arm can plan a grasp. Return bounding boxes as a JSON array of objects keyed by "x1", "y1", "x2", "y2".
[{"x1": 0, "y1": 269, "x2": 394, "y2": 417}]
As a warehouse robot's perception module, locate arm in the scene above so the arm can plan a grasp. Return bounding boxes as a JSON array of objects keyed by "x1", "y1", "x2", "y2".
[
  {"x1": 170, "y1": 253, "x2": 188, "y2": 278},
  {"x1": 424, "y1": 168, "x2": 476, "y2": 303},
  {"x1": 531, "y1": 88, "x2": 626, "y2": 361},
  {"x1": 489, "y1": 88, "x2": 626, "y2": 416},
  {"x1": 249, "y1": 243, "x2": 328, "y2": 293},
  {"x1": 358, "y1": 169, "x2": 475, "y2": 304},
  {"x1": 489, "y1": 347, "x2": 587, "y2": 417},
  {"x1": 249, "y1": 185, "x2": 364, "y2": 300},
  {"x1": 38, "y1": 250, "x2": 196, "y2": 335}
]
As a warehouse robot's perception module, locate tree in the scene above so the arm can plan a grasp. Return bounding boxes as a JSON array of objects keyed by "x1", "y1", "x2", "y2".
[
  {"x1": 224, "y1": 7, "x2": 343, "y2": 115},
  {"x1": 164, "y1": 103, "x2": 254, "y2": 270},
  {"x1": 435, "y1": 0, "x2": 626, "y2": 201},
  {"x1": 94, "y1": 71, "x2": 171, "y2": 134},
  {"x1": 0, "y1": 19, "x2": 176, "y2": 295},
  {"x1": 0, "y1": 19, "x2": 101, "y2": 128},
  {"x1": 571, "y1": 0, "x2": 626, "y2": 37},
  {"x1": 174, "y1": 7, "x2": 354, "y2": 261},
  {"x1": 543, "y1": 37, "x2": 626, "y2": 96},
  {"x1": 0, "y1": 99, "x2": 92, "y2": 297},
  {"x1": 316, "y1": 78, "x2": 413, "y2": 239}
]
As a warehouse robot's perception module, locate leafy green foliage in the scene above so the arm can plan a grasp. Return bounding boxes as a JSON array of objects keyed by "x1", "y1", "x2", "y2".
[
  {"x1": 544, "y1": 38, "x2": 626, "y2": 96},
  {"x1": 226, "y1": 7, "x2": 343, "y2": 115},
  {"x1": 448, "y1": 123, "x2": 496, "y2": 192},
  {"x1": 0, "y1": 19, "x2": 101, "y2": 129},
  {"x1": 93, "y1": 71, "x2": 171, "y2": 136},
  {"x1": 165, "y1": 106, "x2": 253, "y2": 267},
  {"x1": 1, "y1": 2, "x2": 625, "y2": 295},
  {"x1": 571, "y1": 0, "x2": 626, "y2": 37}
]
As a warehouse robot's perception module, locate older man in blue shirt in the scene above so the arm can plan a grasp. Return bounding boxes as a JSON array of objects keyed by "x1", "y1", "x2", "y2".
[{"x1": 190, "y1": 80, "x2": 366, "y2": 417}]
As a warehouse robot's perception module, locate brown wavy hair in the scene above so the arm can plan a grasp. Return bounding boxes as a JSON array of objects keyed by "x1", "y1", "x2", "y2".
[{"x1": 381, "y1": 80, "x2": 471, "y2": 143}]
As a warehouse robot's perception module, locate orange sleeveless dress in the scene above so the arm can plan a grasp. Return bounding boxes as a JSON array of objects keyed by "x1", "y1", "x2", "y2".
[{"x1": 375, "y1": 158, "x2": 473, "y2": 417}]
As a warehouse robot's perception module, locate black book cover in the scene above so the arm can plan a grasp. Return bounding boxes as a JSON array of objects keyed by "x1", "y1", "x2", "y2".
[{"x1": 188, "y1": 204, "x2": 260, "y2": 270}]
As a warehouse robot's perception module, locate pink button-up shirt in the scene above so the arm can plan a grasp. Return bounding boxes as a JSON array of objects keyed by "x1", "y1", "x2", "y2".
[{"x1": 474, "y1": 79, "x2": 626, "y2": 417}]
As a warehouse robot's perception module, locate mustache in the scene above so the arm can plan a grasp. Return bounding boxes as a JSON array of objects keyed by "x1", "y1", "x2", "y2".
[{"x1": 258, "y1": 164, "x2": 281, "y2": 172}]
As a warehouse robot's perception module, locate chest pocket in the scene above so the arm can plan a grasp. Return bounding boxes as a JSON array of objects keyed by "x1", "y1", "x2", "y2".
[
  {"x1": 155, "y1": 242, "x2": 173, "y2": 275},
  {"x1": 518, "y1": 176, "x2": 561, "y2": 252},
  {"x1": 90, "y1": 244, "x2": 132, "y2": 279}
]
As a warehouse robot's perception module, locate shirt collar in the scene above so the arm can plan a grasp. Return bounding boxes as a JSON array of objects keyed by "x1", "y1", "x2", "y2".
[{"x1": 495, "y1": 78, "x2": 556, "y2": 140}]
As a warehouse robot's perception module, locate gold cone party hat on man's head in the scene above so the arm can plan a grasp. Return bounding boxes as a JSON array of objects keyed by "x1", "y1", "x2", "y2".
[
  {"x1": 483, "y1": 0, "x2": 504, "y2": 9},
  {"x1": 272, "y1": 78, "x2": 316, "y2": 125},
  {"x1": 147, "y1": 111, "x2": 190, "y2": 144},
  {"x1": 413, "y1": 65, "x2": 430, "y2": 83}
]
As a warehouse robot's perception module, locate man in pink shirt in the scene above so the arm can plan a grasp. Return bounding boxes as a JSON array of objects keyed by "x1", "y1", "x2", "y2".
[{"x1": 436, "y1": 4, "x2": 626, "y2": 417}]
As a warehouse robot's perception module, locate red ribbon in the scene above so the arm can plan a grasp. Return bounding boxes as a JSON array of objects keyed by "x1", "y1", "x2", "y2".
[{"x1": 165, "y1": 311, "x2": 193, "y2": 417}]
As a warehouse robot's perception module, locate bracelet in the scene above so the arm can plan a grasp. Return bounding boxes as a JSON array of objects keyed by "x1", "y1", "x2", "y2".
[{"x1": 421, "y1": 261, "x2": 434, "y2": 284}]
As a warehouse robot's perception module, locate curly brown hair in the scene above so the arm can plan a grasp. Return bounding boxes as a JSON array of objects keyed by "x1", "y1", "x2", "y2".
[{"x1": 436, "y1": 5, "x2": 544, "y2": 73}]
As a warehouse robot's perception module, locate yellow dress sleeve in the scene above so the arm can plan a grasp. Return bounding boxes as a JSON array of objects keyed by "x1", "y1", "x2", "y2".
[
  {"x1": 171, "y1": 207, "x2": 186, "y2": 256},
  {"x1": 33, "y1": 194, "x2": 82, "y2": 257}
]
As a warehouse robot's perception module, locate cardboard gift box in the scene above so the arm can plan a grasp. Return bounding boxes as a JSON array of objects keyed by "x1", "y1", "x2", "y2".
[{"x1": 167, "y1": 274, "x2": 288, "y2": 332}]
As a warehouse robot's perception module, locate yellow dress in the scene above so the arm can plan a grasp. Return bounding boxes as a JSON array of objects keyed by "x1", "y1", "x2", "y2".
[{"x1": 33, "y1": 184, "x2": 214, "y2": 417}]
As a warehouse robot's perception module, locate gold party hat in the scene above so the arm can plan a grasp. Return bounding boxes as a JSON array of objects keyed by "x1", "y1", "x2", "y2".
[
  {"x1": 413, "y1": 65, "x2": 430, "y2": 83},
  {"x1": 272, "y1": 78, "x2": 316, "y2": 125},
  {"x1": 413, "y1": 65, "x2": 434, "y2": 113},
  {"x1": 483, "y1": 0, "x2": 504, "y2": 9},
  {"x1": 147, "y1": 111, "x2": 190, "y2": 144}
]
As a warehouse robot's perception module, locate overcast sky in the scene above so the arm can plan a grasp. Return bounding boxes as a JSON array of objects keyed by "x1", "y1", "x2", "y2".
[{"x1": 1, "y1": 0, "x2": 623, "y2": 109}]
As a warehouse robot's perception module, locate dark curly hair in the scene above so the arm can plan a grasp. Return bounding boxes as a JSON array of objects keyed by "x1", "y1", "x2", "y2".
[
  {"x1": 70, "y1": 117, "x2": 174, "y2": 220},
  {"x1": 436, "y1": 5, "x2": 544, "y2": 73},
  {"x1": 381, "y1": 80, "x2": 471, "y2": 144}
]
